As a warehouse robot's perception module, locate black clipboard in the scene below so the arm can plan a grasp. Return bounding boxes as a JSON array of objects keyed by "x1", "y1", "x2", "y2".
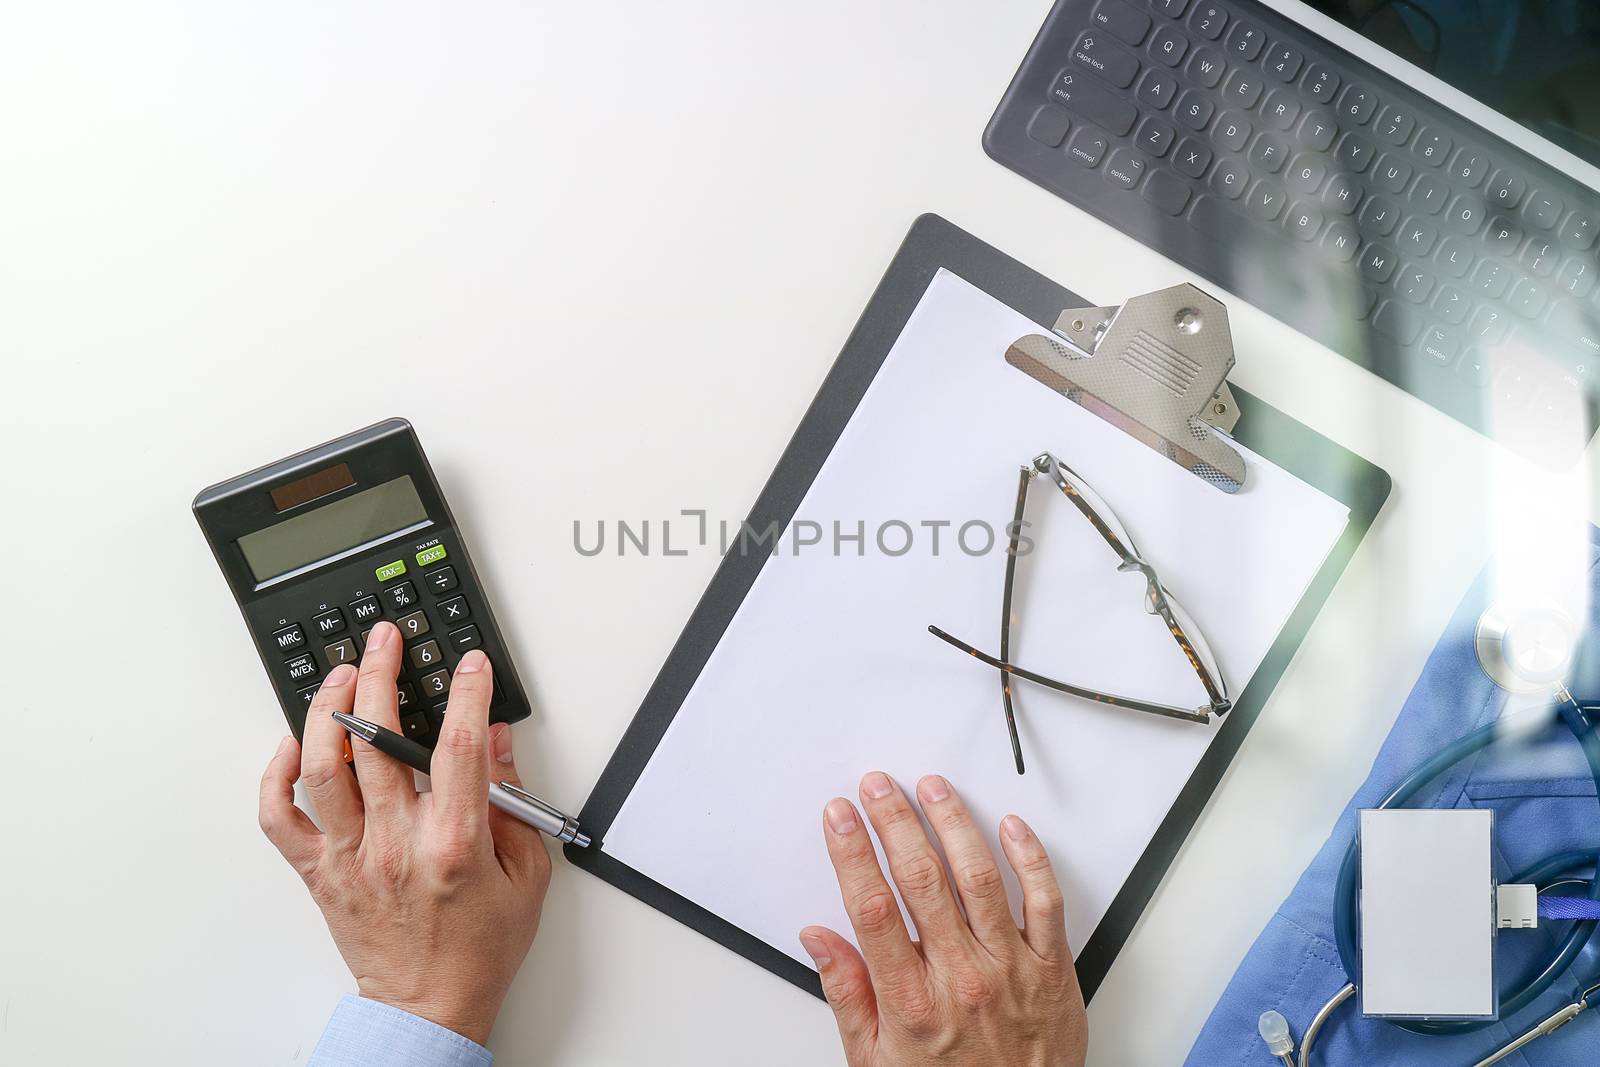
[{"x1": 566, "y1": 214, "x2": 1392, "y2": 1001}]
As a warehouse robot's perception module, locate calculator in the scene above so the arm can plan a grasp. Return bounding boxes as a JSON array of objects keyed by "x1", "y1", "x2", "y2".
[{"x1": 193, "y1": 418, "x2": 531, "y2": 746}]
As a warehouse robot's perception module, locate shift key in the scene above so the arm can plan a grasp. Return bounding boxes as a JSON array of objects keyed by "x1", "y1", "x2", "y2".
[{"x1": 1047, "y1": 70, "x2": 1137, "y2": 137}]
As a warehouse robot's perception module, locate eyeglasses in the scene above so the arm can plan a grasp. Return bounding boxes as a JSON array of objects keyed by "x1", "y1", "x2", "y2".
[{"x1": 929, "y1": 451, "x2": 1231, "y2": 775}]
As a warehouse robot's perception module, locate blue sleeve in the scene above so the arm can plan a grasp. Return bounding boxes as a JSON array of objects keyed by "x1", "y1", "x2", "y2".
[{"x1": 308, "y1": 995, "x2": 493, "y2": 1067}]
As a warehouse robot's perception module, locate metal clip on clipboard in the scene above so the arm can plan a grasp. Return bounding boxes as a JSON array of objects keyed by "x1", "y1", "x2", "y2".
[{"x1": 1005, "y1": 282, "x2": 1246, "y2": 492}]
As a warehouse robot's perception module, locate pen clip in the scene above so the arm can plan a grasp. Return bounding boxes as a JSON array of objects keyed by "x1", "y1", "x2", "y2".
[{"x1": 495, "y1": 780, "x2": 564, "y2": 821}]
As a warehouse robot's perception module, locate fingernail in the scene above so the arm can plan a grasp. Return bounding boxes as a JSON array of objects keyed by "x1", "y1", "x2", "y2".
[
  {"x1": 366, "y1": 622, "x2": 394, "y2": 650},
  {"x1": 457, "y1": 650, "x2": 489, "y2": 674},
  {"x1": 825, "y1": 798, "x2": 859, "y2": 835},
  {"x1": 491, "y1": 723, "x2": 514, "y2": 763},
  {"x1": 918, "y1": 775, "x2": 950, "y2": 804},
  {"x1": 325, "y1": 663, "x2": 357, "y2": 686},
  {"x1": 799, "y1": 931, "x2": 832, "y2": 968},
  {"x1": 1002, "y1": 814, "x2": 1029, "y2": 842},
  {"x1": 861, "y1": 771, "x2": 893, "y2": 800},
  {"x1": 277, "y1": 735, "x2": 296, "y2": 756}
]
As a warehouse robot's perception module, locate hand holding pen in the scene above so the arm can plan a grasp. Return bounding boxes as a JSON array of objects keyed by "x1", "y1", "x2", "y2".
[{"x1": 257, "y1": 621, "x2": 555, "y2": 1046}]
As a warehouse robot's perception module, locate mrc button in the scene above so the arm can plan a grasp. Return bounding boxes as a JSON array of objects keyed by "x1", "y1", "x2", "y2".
[
  {"x1": 271, "y1": 624, "x2": 307, "y2": 653},
  {"x1": 285, "y1": 654, "x2": 318, "y2": 684}
]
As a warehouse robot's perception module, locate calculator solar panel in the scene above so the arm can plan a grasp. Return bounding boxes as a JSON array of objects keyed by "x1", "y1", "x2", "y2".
[{"x1": 984, "y1": 0, "x2": 1600, "y2": 468}]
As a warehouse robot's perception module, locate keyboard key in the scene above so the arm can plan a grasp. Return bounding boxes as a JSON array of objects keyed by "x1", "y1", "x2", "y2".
[
  {"x1": 396, "y1": 609, "x2": 431, "y2": 639},
  {"x1": 1334, "y1": 131, "x2": 1373, "y2": 173},
  {"x1": 1441, "y1": 194, "x2": 1486, "y2": 236},
  {"x1": 1487, "y1": 170, "x2": 1526, "y2": 210},
  {"x1": 1249, "y1": 133, "x2": 1288, "y2": 173},
  {"x1": 1469, "y1": 306, "x2": 1509, "y2": 345},
  {"x1": 1359, "y1": 243, "x2": 1398, "y2": 283},
  {"x1": 1322, "y1": 221, "x2": 1360, "y2": 261},
  {"x1": 350, "y1": 596, "x2": 382, "y2": 624},
  {"x1": 1226, "y1": 21, "x2": 1265, "y2": 61},
  {"x1": 1137, "y1": 67, "x2": 1177, "y2": 109},
  {"x1": 1091, "y1": 0, "x2": 1151, "y2": 44},
  {"x1": 1412, "y1": 128, "x2": 1451, "y2": 167},
  {"x1": 1263, "y1": 43, "x2": 1303, "y2": 82},
  {"x1": 1187, "y1": 3, "x2": 1227, "y2": 39},
  {"x1": 1173, "y1": 137, "x2": 1212, "y2": 177},
  {"x1": 1396, "y1": 264, "x2": 1434, "y2": 303},
  {"x1": 1296, "y1": 110, "x2": 1338, "y2": 152},
  {"x1": 1288, "y1": 154, "x2": 1327, "y2": 195},
  {"x1": 1149, "y1": 24, "x2": 1189, "y2": 65},
  {"x1": 272, "y1": 623, "x2": 307, "y2": 654},
  {"x1": 1066, "y1": 126, "x2": 1109, "y2": 167},
  {"x1": 286, "y1": 653, "x2": 318, "y2": 684},
  {"x1": 1142, "y1": 167, "x2": 1191, "y2": 214},
  {"x1": 1174, "y1": 89, "x2": 1214, "y2": 130},
  {"x1": 384, "y1": 580, "x2": 418, "y2": 612},
  {"x1": 1026, "y1": 105, "x2": 1071, "y2": 147},
  {"x1": 1471, "y1": 259, "x2": 1512, "y2": 299},
  {"x1": 1154, "y1": 0, "x2": 1190, "y2": 15},
  {"x1": 448, "y1": 624, "x2": 483, "y2": 654},
  {"x1": 1321, "y1": 172, "x2": 1361, "y2": 215},
  {"x1": 1432, "y1": 284, "x2": 1469, "y2": 323},
  {"x1": 1286, "y1": 201, "x2": 1323, "y2": 241},
  {"x1": 1523, "y1": 190, "x2": 1564, "y2": 231},
  {"x1": 408, "y1": 639, "x2": 444, "y2": 670},
  {"x1": 1210, "y1": 156, "x2": 1249, "y2": 198},
  {"x1": 1521, "y1": 240, "x2": 1559, "y2": 278},
  {"x1": 420, "y1": 668, "x2": 452, "y2": 700},
  {"x1": 1398, "y1": 217, "x2": 1438, "y2": 257},
  {"x1": 1373, "y1": 106, "x2": 1415, "y2": 146},
  {"x1": 1372, "y1": 153, "x2": 1411, "y2": 194},
  {"x1": 1372, "y1": 300, "x2": 1422, "y2": 343},
  {"x1": 1048, "y1": 70, "x2": 1137, "y2": 136},
  {"x1": 1560, "y1": 211, "x2": 1597, "y2": 251},
  {"x1": 1485, "y1": 217, "x2": 1522, "y2": 254},
  {"x1": 1557, "y1": 255, "x2": 1597, "y2": 298},
  {"x1": 1104, "y1": 147, "x2": 1147, "y2": 188},
  {"x1": 1247, "y1": 179, "x2": 1286, "y2": 221},
  {"x1": 1221, "y1": 69, "x2": 1262, "y2": 109},
  {"x1": 1358, "y1": 196, "x2": 1400, "y2": 237},
  {"x1": 1434, "y1": 237, "x2": 1475, "y2": 278},
  {"x1": 325, "y1": 638, "x2": 359, "y2": 666},
  {"x1": 1339, "y1": 84, "x2": 1377, "y2": 125},
  {"x1": 1186, "y1": 45, "x2": 1226, "y2": 87},
  {"x1": 1214, "y1": 111, "x2": 1252, "y2": 152},
  {"x1": 1418, "y1": 325, "x2": 1461, "y2": 366},
  {"x1": 313, "y1": 608, "x2": 346, "y2": 637},
  {"x1": 1073, "y1": 32, "x2": 1139, "y2": 88},
  {"x1": 1449, "y1": 149, "x2": 1489, "y2": 188},
  {"x1": 1546, "y1": 300, "x2": 1600, "y2": 361},
  {"x1": 1137, "y1": 116, "x2": 1175, "y2": 157},
  {"x1": 1303, "y1": 62, "x2": 1340, "y2": 103},
  {"x1": 1410, "y1": 173, "x2": 1447, "y2": 214},
  {"x1": 1260, "y1": 89, "x2": 1300, "y2": 131},
  {"x1": 1508, "y1": 277, "x2": 1548, "y2": 318},
  {"x1": 438, "y1": 595, "x2": 472, "y2": 625}
]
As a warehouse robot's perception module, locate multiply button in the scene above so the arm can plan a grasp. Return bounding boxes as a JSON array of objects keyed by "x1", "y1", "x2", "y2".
[
  {"x1": 272, "y1": 624, "x2": 306, "y2": 653},
  {"x1": 396, "y1": 610, "x2": 430, "y2": 639},
  {"x1": 438, "y1": 596, "x2": 471, "y2": 624},
  {"x1": 350, "y1": 596, "x2": 382, "y2": 624},
  {"x1": 313, "y1": 609, "x2": 346, "y2": 637},
  {"x1": 425, "y1": 566, "x2": 458, "y2": 595},
  {"x1": 385, "y1": 581, "x2": 418, "y2": 612},
  {"x1": 286, "y1": 654, "x2": 318, "y2": 684}
]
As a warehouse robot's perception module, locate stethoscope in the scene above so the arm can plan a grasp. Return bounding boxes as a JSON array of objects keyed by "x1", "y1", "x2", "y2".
[{"x1": 1258, "y1": 599, "x2": 1600, "y2": 1067}]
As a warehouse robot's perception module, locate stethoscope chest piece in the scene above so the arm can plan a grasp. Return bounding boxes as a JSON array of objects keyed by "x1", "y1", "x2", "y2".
[{"x1": 1475, "y1": 600, "x2": 1579, "y2": 694}]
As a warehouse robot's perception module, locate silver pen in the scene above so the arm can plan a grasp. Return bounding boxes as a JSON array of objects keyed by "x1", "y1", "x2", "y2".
[{"x1": 331, "y1": 711, "x2": 591, "y2": 848}]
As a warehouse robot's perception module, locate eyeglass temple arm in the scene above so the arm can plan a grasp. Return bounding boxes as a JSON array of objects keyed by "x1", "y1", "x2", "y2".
[
  {"x1": 999, "y1": 467, "x2": 1030, "y2": 774},
  {"x1": 928, "y1": 626, "x2": 1216, "y2": 725}
]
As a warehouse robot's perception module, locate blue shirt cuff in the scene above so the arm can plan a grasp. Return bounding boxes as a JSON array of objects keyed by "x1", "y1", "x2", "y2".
[{"x1": 308, "y1": 994, "x2": 492, "y2": 1067}]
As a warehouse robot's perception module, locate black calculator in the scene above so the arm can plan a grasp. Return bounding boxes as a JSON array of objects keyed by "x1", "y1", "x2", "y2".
[{"x1": 193, "y1": 418, "x2": 531, "y2": 746}]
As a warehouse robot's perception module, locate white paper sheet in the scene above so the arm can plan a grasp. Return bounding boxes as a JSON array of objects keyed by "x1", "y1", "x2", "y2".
[{"x1": 602, "y1": 270, "x2": 1350, "y2": 968}]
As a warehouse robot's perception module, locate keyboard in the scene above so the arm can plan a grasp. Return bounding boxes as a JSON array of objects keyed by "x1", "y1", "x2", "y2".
[{"x1": 984, "y1": 0, "x2": 1600, "y2": 468}]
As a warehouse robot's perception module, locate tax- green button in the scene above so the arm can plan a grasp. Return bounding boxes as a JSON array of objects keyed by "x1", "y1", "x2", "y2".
[
  {"x1": 375, "y1": 559, "x2": 407, "y2": 582},
  {"x1": 415, "y1": 544, "x2": 448, "y2": 567}
]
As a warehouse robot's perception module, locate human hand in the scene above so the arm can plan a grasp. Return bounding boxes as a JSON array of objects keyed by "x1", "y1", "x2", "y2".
[
  {"x1": 257, "y1": 621, "x2": 551, "y2": 1046},
  {"x1": 801, "y1": 773, "x2": 1087, "y2": 1067}
]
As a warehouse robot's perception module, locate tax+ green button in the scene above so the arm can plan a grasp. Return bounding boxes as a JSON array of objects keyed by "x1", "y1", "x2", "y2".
[
  {"x1": 375, "y1": 559, "x2": 408, "y2": 582},
  {"x1": 415, "y1": 544, "x2": 448, "y2": 568}
]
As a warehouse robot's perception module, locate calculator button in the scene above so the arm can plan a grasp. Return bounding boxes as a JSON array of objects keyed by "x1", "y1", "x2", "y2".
[
  {"x1": 272, "y1": 624, "x2": 307, "y2": 654},
  {"x1": 286, "y1": 654, "x2": 318, "y2": 684},
  {"x1": 438, "y1": 596, "x2": 471, "y2": 624},
  {"x1": 313, "y1": 609, "x2": 346, "y2": 637},
  {"x1": 385, "y1": 581, "x2": 419, "y2": 612},
  {"x1": 428, "y1": 701, "x2": 450, "y2": 732},
  {"x1": 325, "y1": 638, "x2": 360, "y2": 667},
  {"x1": 297, "y1": 684, "x2": 321, "y2": 709},
  {"x1": 350, "y1": 596, "x2": 382, "y2": 624},
  {"x1": 409, "y1": 639, "x2": 445, "y2": 670},
  {"x1": 400, "y1": 712, "x2": 432, "y2": 742},
  {"x1": 416, "y1": 544, "x2": 448, "y2": 568},
  {"x1": 420, "y1": 669, "x2": 452, "y2": 699},
  {"x1": 448, "y1": 625, "x2": 482, "y2": 653},
  {"x1": 396, "y1": 610, "x2": 431, "y2": 639},
  {"x1": 375, "y1": 559, "x2": 408, "y2": 583},
  {"x1": 397, "y1": 682, "x2": 417, "y2": 713},
  {"x1": 425, "y1": 566, "x2": 459, "y2": 595}
]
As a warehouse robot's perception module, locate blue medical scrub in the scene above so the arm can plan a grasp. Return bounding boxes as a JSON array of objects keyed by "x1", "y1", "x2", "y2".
[{"x1": 1187, "y1": 530, "x2": 1600, "y2": 1065}]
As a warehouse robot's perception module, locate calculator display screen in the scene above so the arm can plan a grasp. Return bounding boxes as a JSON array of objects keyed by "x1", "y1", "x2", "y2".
[{"x1": 237, "y1": 475, "x2": 429, "y2": 582}]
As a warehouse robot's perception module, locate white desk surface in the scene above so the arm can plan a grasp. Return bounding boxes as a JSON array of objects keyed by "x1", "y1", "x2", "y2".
[{"x1": 5, "y1": 2, "x2": 1599, "y2": 1064}]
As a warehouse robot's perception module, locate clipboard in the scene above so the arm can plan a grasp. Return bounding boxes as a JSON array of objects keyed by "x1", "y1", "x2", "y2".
[{"x1": 566, "y1": 213, "x2": 1391, "y2": 1001}]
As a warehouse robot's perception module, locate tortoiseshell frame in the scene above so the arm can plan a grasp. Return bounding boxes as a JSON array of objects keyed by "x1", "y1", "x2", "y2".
[{"x1": 930, "y1": 452, "x2": 1232, "y2": 774}]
